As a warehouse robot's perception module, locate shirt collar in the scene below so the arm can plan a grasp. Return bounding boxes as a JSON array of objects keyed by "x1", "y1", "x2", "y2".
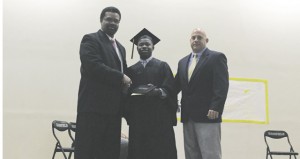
[
  {"x1": 104, "y1": 31, "x2": 115, "y2": 41},
  {"x1": 192, "y1": 47, "x2": 207, "y2": 56},
  {"x1": 140, "y1": 56, "x2": 153, "y2": 64}
]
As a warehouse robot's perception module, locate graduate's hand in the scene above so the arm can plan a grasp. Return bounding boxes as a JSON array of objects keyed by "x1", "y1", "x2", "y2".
[
  {"x1": 146, "y1": 88, "x2": 162, "y2": 97},
  {"x1": 147, "y1": 83, "x2": 154, "y2": 87}
]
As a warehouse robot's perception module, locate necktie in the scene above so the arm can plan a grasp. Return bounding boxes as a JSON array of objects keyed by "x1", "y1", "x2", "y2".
[
  {"x1": 111, "y1": 40, "x2": 123, "y2": 72},
  {"x1": 188, "y1": 54, "x2": 198, "y2": 81},
  {"x1": 141, "y1": 60, "x2": 147, "y2": 67}
]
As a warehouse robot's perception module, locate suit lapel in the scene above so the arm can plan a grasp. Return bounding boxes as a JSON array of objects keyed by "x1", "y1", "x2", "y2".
[
  {"x1": 98, "y1": 30, "x2": 121, "y2": 64},
  {"x1": 180, "y1": 55, "x2": 190, "y2": 85},
  {"x1": 189, "y1": 49, "x2": 209, "y2": 83}
]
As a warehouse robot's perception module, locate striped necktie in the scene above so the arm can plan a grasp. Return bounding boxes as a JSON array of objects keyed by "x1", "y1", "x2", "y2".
[{"x1": 188, "y1": 54, "x2": 198, "y2": 81}]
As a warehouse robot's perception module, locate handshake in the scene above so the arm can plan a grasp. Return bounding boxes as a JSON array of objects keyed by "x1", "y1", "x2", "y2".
[{"x1": 122, "y1": 74, "x2": 132, "y2": 94}]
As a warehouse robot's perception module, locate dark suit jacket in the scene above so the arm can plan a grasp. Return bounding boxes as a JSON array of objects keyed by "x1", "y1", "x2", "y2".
[
  {"x1": 175, "y1": 48, "x2": 229, "y2": 123},
  {"x1": 77, "y1": 29, "x2": 127, "y2": 115}
]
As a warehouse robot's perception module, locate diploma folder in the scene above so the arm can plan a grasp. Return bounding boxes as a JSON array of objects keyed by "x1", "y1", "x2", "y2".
[{"x1": 131, "y1": 85, "x2": 156, "y2": 96}]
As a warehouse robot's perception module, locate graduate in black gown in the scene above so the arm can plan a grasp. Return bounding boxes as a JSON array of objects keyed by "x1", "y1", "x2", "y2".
[{"x1": 124, "y1": 28, "x2": 178, "y2": 159}]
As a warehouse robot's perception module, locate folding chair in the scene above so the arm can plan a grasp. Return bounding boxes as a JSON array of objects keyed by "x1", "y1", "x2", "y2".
[
  {"x1": 52, "y1": 120, "x2": 75, "y2": 159},
  {"x1": 264, "y1": 130, "x2": 298, "y2": 159}
]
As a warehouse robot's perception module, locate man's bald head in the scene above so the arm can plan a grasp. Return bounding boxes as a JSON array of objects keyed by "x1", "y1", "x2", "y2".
[{"x1": 190, "y1": 28, "x2": 209, "y2": 53}]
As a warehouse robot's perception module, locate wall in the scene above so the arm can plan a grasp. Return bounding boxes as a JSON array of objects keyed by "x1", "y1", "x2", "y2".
[{"x1": 3, "y1": 0, "x2": 300, "y2": 158}]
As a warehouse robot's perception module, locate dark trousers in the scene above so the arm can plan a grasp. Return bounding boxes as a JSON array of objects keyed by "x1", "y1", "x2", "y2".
[{"x1": 74, "y1": 112, "x2": 122, "y2": 159}]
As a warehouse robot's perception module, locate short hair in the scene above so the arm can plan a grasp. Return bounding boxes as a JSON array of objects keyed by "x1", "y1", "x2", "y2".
[{"x1": 100, "y1": 6, "x2": 121, "y2": 22}]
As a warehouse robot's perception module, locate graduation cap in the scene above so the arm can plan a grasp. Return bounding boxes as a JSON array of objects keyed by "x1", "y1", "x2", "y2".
[{"x1": 130, "y1": 28, "x2": 160, "y2": 59}]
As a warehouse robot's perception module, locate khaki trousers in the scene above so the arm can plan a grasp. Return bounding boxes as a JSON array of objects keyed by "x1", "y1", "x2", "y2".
[{"x1": 183, "y1": 121, "x2": 221, "y2": 159}]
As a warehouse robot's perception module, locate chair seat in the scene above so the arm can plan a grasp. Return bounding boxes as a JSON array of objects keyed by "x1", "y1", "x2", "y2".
[
  {"x1": 55, "y1": 147, "x2": 75, "y2": 152},
  {"x1": 270, "y1": 151, "x2": 298, "y2": 155}
]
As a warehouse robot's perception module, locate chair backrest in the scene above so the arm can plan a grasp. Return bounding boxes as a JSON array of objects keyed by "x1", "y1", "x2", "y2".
[
  {"x1": 264, "y1": 130, "x2": 297, "y2": 154},
  {"x1": 52, "y1": 120, "x2": 69, "y2": 133},
  {"x1": 265, "y1": 130, "x2": 288, "y2": 139},
  {"x1": 52, "y1": 120, "x2": 70, "y2": 147}
]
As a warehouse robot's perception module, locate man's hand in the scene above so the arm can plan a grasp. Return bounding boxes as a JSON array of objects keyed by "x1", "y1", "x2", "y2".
[
  {"x1": 122, "y1": 74, "x2": 132, "y2": 85},
  {"x1": 207, "y1": 110, "x2": 219, "y2": 120},
  {"x1": 122, "y1": 74, "x2": 132, "y2": 93}
]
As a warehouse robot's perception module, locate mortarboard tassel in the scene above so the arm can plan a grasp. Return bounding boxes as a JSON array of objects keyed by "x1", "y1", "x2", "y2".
[{"x1": 131, "y1": 38, "x2": 134, "y2": 59}]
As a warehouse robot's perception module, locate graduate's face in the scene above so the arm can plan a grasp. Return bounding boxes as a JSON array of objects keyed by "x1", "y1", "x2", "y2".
[
  {"x1": 101, "y1": 12, "x2": 120, "y2": 37},
  {"x1": 137, "y1": 38, "x2": 154, "y2": 60},
  {"x1": 190, "y1": 28, "x2": 209, "y2": 53}
]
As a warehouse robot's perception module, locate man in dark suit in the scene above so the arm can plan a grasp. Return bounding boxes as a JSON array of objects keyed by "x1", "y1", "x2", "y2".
[
  {"x1": 175, "y1": 28, "x2": 229, "y2": 159},
  {"x1": 75, "y1": 6, "x2": 132, "y2": 159}
]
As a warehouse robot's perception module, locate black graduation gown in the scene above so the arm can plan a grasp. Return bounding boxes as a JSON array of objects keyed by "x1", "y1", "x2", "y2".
[{"x1": 124, "y1": 58, "x2": 177, "y2": 159}]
